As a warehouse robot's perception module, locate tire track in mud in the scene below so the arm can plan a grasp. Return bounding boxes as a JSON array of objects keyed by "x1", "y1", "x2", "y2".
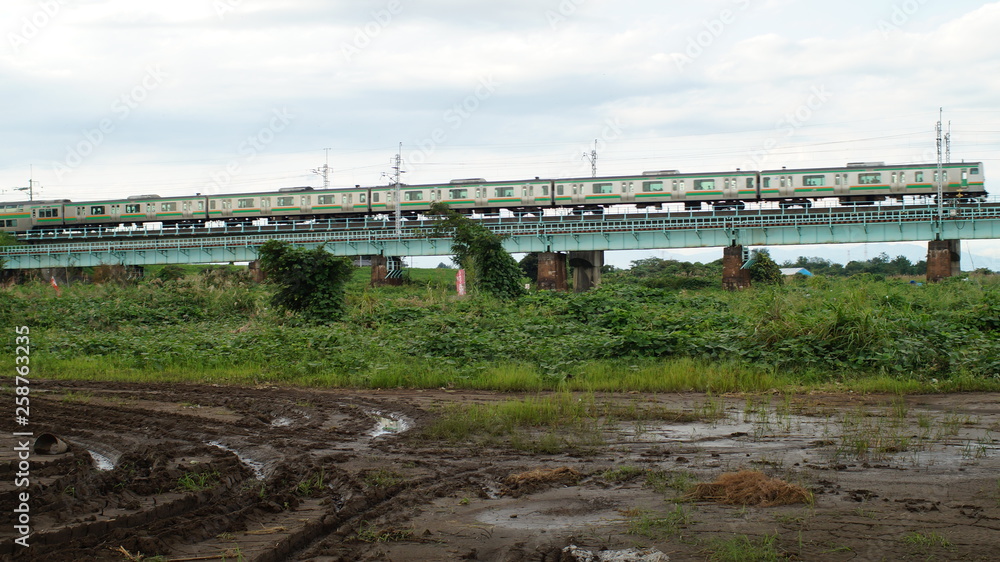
[{"x1": 0, "y1": 381, "x2": 439, "y2": 561}]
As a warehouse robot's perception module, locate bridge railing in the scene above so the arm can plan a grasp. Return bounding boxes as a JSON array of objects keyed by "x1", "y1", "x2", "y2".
[
  {"x1": 2, "y1": 202, "x2": 999, "y2": 258},
  {"x1": 13, "y1": 197, "x2": 1000, "y2": 242}
]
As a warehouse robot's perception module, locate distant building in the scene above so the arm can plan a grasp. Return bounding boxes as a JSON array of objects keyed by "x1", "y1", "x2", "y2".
[{"x1": 779, "y1": 268, "x2": 813, "y2": 276}]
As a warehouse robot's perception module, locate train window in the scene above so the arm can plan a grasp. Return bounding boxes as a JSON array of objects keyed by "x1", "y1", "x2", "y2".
[
  {"x1": 694, "y1": 179, "x2": 714, "y2": 191},
  {"x1": 276, "y1": 197, "x2": 293, "y2": 206},
  {"x1": 672, "y1": 180, "x2": 678, "y2": 190},
  {"x1": 762, "y1": 177, "x2": 771, "y2": 188},
  {"x1": 803, "y1": 175, "x2": 825, "y2": 187},
  {"x1": 405, "y1": 190, "x2": 423, "y2": 201},
  {"x1": 90, "y1": 206, "x2": 104, "y2": 215},
  {"x1": 210, "y1": 200, "x2": 216, "y2": 210},
  {"x1": 183, "y1": 202, "x2": 190, "y2": 211},
  {"x1": 359, "y1": 194, "x2": 367, "y2": 203},
  {"x1": 3, "y1": 220, "x2": 14, "y2": 227},
  {"x1": 317, "y1": 195, "x2": 333, "y2": 205},
  {"x1": 162, "y1": 202, "x2": 177, "y2": 212},
  {"x1": 679, "y1": 180, "x2": 686, "y2": 190},
  {"x1": 915, "y1": 171, "x2": 924, "y2": 182},
  {"x1": 593, "y1": 183, "x2": 613, "y2": 194},
  {"x1": 39, "y1": 208, "x2": 59, "y2": 218},
  {"x1": 77, "y1": 207, "x2": 84, "y2": 216},
  {"x1": 779, "y1": 177, "x2": 787, "y2": 188},
  {"x1": 475, "y1": 188, "x2": 481, "y2": 198},
  {"x1": 962, "y1": 170, "x2": 968, "y2": 181},
  {"x1": 891, "y1": 173, "x2": 897, "y2": 184},
  {"x1": 495, "y1": 187, "x2": 514, "y2": 197},
  {"x1": 541, "y1": 185, "x2": 549, "y2": 196},
  {"x1": 125, "y1": 204, "x2": 140, "y2": 213},
  {"x1": 236, "y1": 199, "x2": 252, "y2": 209},
  {"x1": 900, "y1": 172, "x2": 906, "y2": 183},
  {"x1": 642, "y1": 181, "x2": 664, "y2": 192},
  {"x1": 222, "y1": 200, "x2": 232, "y2": 209},
  {"x1": 835, "y1": 175, "x2": 841, "y2": 186},
  {"x1": 971, "y1": 167, "x2": 980, "y2": 175},
  {"x1": 858, "y1": 173, "x2": 881, "y2": 185},
  {"x1": 300, "y1": 196, "x2": 310, "y2": 206},
  {"x1": 372, "y1": 193, "x2": 380, "y2": 203},
  {"x1": 746, "y1": 178, "x2": 754, "y2": 189},
  {"x1": 556, "y1": 185, "x2": 564, "y2": 195}
]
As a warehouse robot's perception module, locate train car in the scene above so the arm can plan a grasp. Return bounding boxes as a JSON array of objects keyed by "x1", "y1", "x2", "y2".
[
  {"x1": 63, "y1": 195, "x2": 209, "y2": 227},
  {"x1": 0, "y1": 200, "x2": 70, "y2": 233},
  {"x1": 760, "y1": 162, "x2": 986, "y2": 207},
  {"x1": 206, "y1": 186, "x2": 370, "y2": 222},
  {"x1": 370, "y1": 177, "x2": 554, "y2": 216},
  {"x1": 554, "y1": 170, "x2": 753, "y2": 211}
]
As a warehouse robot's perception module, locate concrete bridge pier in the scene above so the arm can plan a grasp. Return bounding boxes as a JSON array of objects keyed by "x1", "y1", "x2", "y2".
[
  {"x1": 927, "y1": 239, "x2": 961, "y2": 282},
  {"x1": 248, "y1": 260, "x2": 266, "y2": 282},
  {"x1": 536, "y1": 252, "x2": 568, "y2": 291},
  {"x1": 371, "y1": 255, "x2": 404, "y2": 287},
  {"x1": 722, "y1": 245, "x2": 752, "y2": 290},
  {"x1": 569, "y1": 251, "x2": 603, "y2": 292}
]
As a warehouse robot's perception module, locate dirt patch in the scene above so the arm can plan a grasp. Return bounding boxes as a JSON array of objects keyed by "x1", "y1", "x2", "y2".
[{"x1": 2, "y1": 382, "x2": 1000, "y2": 560}]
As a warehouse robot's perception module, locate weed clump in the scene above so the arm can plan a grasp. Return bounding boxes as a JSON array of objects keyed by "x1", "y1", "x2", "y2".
[
  {"x1": 686, "y1": 471, "x2": 812, "y2": 507},
  {"x1": 503, "y1": 466, "x2": 581, "y2": 497}
]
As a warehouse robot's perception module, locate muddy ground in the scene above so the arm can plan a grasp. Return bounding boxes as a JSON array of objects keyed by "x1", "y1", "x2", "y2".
[{"x1": 2, "y1": 381, "x2": 1000, "y2": 561}]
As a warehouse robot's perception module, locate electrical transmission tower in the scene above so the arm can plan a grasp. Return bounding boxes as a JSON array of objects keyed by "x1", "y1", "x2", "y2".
[
  {"x1": 312, "y1": 148, "x2": 332, "y2": 188},
  {"x1": 583, "y1": 139, "x2": 598, "y2": 177}
]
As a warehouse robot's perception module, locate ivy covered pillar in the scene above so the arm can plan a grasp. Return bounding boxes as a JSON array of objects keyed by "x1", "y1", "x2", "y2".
[
  {"x1": 927, "y1": 239, "x2": 960, "y2": 282},
  {"x1": 722, "y1": 245, "x2": 751, "y2": 290},
  {"x1": 536, "y1": 252, "x2": 568, "y2": 291}
]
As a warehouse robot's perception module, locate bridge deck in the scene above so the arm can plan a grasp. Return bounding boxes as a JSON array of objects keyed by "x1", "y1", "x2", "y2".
[{"x1": 3, "y1": 201, "x2": 999, "y2": 269}]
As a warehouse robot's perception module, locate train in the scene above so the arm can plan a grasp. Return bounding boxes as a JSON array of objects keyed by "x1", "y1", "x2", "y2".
[{"x1": 0, "y1": 161, "x2": 985, "y2": 234}]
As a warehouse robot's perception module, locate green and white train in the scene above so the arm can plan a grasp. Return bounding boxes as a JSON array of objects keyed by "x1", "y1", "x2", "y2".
[{"x1": 0, "y1": 161, "x2": 985, "y2": 233}]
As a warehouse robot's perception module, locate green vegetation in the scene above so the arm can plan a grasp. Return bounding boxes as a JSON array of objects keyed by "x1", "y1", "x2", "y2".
[
  {"x1": 257, "y1": 239, "x2": 354, "y2": 321},
  {"x1": 1, "y1": 260, "x2": 999, "y2": 393},
  {"x1": 429, "y1": 202, "x2": 527, "y2": 300},
  {"x1": 707, "y1": 534, "x2": 782, "y2": 562}
]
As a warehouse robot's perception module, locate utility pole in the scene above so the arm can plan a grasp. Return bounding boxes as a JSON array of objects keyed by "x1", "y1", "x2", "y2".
[
  {"x1": 311, "y1": 148, "x2": 331, "y2": 188},
  {"x1": 583, "y1": 139, "x2": 598, "y2": 177},
  {"x1": 13, "y1": 167, "x2": 38, "y2": 201},
  {"x1": 945, "y1": 121, "x2": 952, "y2": 164},
  {"x1": 392, "y1": 142, "x2": 403, "y2": 236},
  {"x1": 935, "y1": 108, "x2": 944, "y2": 219}
]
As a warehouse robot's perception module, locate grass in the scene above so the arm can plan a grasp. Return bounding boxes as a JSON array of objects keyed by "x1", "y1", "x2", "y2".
[
  {"x1": 707, "y1": 534, "x2": 782, "y2": 562},
  {"x1": 176, "y1": 471, "x2": 219, "y2": 492},
  {"x1": 363, "y1": 469, "x2": 404, "y2": 489},
  {"x1": 356, "y1": 520, "x2": 414, "y2": 543},
  {"x1": 5, "y1": 270, "x2": 1000, "y2": 395},
  {"x1": 624, "y1": 505, "x2": 691, "y2": 539}
]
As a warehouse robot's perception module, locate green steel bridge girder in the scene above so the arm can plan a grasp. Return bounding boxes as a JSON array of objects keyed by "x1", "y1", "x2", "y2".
[{"x1": 3, "y1": 212, "x2": 1000, "y2": 269}]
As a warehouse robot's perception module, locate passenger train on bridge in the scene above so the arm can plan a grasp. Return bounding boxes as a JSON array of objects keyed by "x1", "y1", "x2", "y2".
[{"x1": 0, "y1": 161, "x2": 985, "y2": 233}]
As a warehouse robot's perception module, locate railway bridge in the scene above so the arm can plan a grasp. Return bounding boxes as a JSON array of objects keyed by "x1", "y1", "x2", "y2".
[{"x1": 3, "y1": 199, "x2": 1000, "y2": 290}]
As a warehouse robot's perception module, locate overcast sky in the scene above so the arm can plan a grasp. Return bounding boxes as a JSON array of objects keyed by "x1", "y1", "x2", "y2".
[{"x1": 3, "y1": 0, "x2": 999, "y2": 268}]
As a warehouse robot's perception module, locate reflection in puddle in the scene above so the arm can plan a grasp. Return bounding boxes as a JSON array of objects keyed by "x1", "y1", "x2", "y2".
[
  {"x1": 369, "y1": 412, "x2": 413, "y2": 438},
  {"x1": 271, "y1": 417, "x2": 293, "y2": 428},
  {"x1": 208, "y1": 440, "x2": 266, "y2": 480},
  {"x1": 89, "y1": 450, "x2": 115, "y2": 471}
]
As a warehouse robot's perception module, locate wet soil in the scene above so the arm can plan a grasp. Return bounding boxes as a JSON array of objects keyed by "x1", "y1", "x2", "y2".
[{"x1": 3, "y1": 381, "x2": 1000, "y2": 561}]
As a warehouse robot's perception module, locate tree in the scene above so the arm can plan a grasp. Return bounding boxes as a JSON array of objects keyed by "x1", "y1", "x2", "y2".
[
  {"x1": 749, "y1": 249, "x2": 782, "y2": 285},
  {"x1": 429, "y1": 203, "x2": 527, "y2": 300},
  {"x1": 257, "y1": 240, "x2": 354, "y2": 321},
  {"x1": 519, "y1": 253, "x2": 539, "y2": 281}
]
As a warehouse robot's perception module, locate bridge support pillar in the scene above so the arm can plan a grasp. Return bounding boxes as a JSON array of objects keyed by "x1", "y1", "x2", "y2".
[
  {"x1": 569, "y1": 251, "x2": 603, "y2": 292},
  {"x1": 536, "y1": 252, "x2": 568, "y2": 291},
  {"x1": 248, "y1": 260, "x2": 266, "y2": 282},
  {"x1": 371, "y1": 255, "x2": 404, "y2": 287},
  {"x1": 927, "y1": 239, "x2": 960, "y2": 282},
  {"x1": 722, "y1": 245, "x2": 752, "y2": 290}
]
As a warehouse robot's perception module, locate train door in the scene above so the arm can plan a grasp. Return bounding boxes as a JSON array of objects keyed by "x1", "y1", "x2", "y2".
[
  {"x1": 521, "y1": 183, "x2": 533, "y2": 206},
  {"x1": 299, "y1": 194, "x2": 312, "y2": 214},
  {"x1": 621, "y1": 180, "x2": 635, "y2": 203},
  {"x1": 889, "y1": 171, "x2": 906, "y2": 195},
  {"x1": 572, "y1": 182, "x2": 586, "y2": 205}
]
